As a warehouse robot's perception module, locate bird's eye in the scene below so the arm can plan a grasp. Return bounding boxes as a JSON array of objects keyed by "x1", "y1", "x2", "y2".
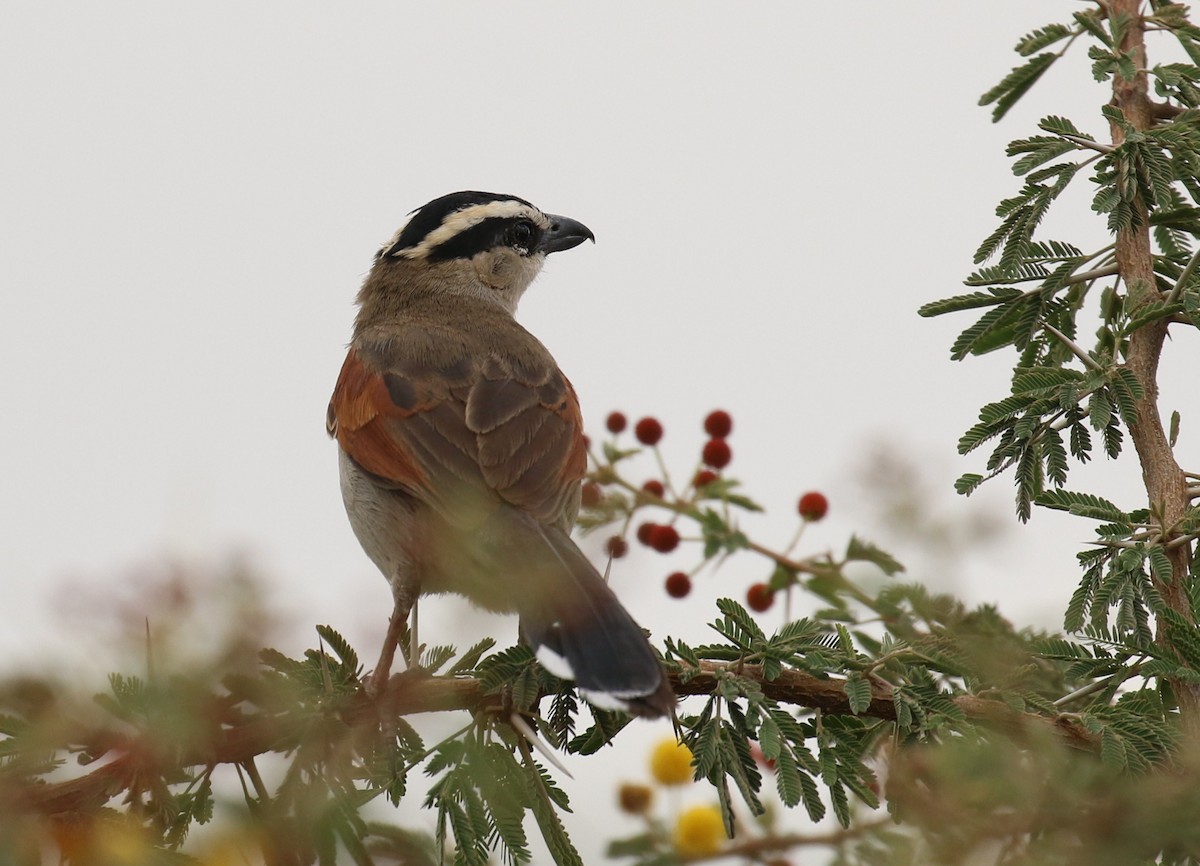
[{"x1": 510, "y1": 220, "x2": 535, "y2": 252}]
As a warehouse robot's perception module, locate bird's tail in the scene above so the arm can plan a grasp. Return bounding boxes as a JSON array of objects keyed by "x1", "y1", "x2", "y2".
[{"x1": 517, "y1": 524, "x2": 674, "y2": 719}]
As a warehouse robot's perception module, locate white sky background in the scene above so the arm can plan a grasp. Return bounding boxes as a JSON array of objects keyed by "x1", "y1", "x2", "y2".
[{"x1": 4, "y1": 2, "x2": 1200, "y2": 861}]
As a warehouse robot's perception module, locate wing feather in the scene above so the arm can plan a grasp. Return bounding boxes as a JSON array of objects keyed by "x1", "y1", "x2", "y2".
[{"x1": 328, "y1": 326, "x2": 586, "y2": 528}]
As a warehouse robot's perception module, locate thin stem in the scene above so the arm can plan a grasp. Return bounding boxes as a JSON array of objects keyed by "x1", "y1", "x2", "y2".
[
  {"x1": 1042, "y1": 321, "x2": 1106, "y2": 372},
  {"x1": 1165, "y1": 243, "x2": 1200, "y2": 306},
  {"x1": 1063, "y1": 263, "x2": 1120, "y2": 285},
  {"x1": 1053, "y1": 660, "x2": 1143, "y2": 707},
  {"x1": 242, "y1": 757, "x2": 271, "y2": 804}
]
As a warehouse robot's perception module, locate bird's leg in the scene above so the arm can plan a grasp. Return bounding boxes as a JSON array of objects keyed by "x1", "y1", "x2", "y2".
[
  {"x1": 409, "y1": 597, "x2": 420, "y2": 668},
  {"x1": 368, "y1": 580, "x2": 418, "y2": 698}
]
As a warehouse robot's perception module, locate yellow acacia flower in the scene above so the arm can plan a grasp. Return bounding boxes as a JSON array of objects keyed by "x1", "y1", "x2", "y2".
[
  {"x1": 649, "y1": 738, "x2": 694, "y2": 785},
  {"x1": 672, "y1": 804, "x2": 725, "y2": 857}
]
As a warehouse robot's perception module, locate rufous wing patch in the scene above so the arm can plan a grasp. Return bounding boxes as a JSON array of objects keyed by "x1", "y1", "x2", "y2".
[{"x1": 329, "y1": 349, "x2": 428, "y2": 488}]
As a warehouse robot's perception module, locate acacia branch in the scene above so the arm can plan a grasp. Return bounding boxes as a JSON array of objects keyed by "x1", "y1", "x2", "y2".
[
  {"x1": 1105, "y1": 0, "x2": 1200, "y2": 729},
  {"x1": 4, "y1": 662, "x2": 1100, "y2": 821}
]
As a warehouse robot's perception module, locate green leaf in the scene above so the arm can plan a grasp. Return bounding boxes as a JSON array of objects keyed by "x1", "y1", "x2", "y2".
[
  {"x1": 845, "y1": 536, "x2": 904, "y2": 576},
  {"x1": 1150, "y1": 206, "x2": 1200, "y2": 231},
  {"x1": 315, "y1": 625, "x2": 360, "y2": 673},
  {"x1": 1015, "y1": 443, "x2": 1041, "y2": 522},
  {"x1": 420, "y1": 644, "x2": 457, "y2": 674},
  {"x1": 1039, "y1": 431, "x2": 1067, "y2": 488},
  {"x1": 1089, "y1": 389, "x2": 1114, "y2": 431},
  {"x1": 1036, "y1": 489, "x2": 1126, "y2": 521},
  {"x1": 1015, "y1": 22, "x2": 1075, "y2": 56},
  {"x1": 1125, "y1": 299, "x2": 1186, "y2": 334},
  {"x1": 980, "y1": 53, "x2": 1059, "y2": 122},
  {"x1": 447, "y1": 638, "x2": 498, "y2": 676},
  {"x1": 1074, "y1": 9, "x2": 1112, "y2": 46},
  {"x1": 774, "y1": 746, "x2": 803, "y2": 808},
  {"x1": 1011, "y1": 367, "x2": 1086, "y2": 394},
  {"x1": 1162, "y1": 609, "x2": 1200, "y2": 669},
  {"x1": 1100, "y1": 726, "x2": 1130, "y2": 770},
  {"x1": 758, "y1": 715, "x2": 782, "y2": 761},
  {"x1": 714, "y1": 598, "x2": 767, "y2": 645},
  {"x1": 950, "y1": 297, "x2": 1032, "y2": 360},
  {"x1": 844, "y1": 673, "x2": 873, "y2": 715},
  {"x1": 1011, "y1": 137, "x2": 1081, "y2": 175},
  {"x1": 1069, "y1": 419, "x2": 1093, "y2": 461},
  {"x1": 718, "y1": 723, "x2": 764, "y2": 816},
  {"x1": 918, "y1": 288, "x2": 1023, "y2": 317},
  {"x1": 1149, "y1": 545, "x2": 1174, "y2": 584},
  {"x1": 1040, "y1": 115, "x2": 1088, "y2": 137},
  {"x1": 1110, "y1": 368, "x2": 1145, "y2": 429},
  {"x1": 530, "y1": 790, "x2": 584, "y2": 866},
  {"x1": 955, "y1": 473, "x2": 985, "y2": 496},
  {"x1": 1102, "y1": 418, "x2": 1125, "y2": 458},
  {"x1": 1064, "y1": 573, "x2": 1095, "y2": 632}
]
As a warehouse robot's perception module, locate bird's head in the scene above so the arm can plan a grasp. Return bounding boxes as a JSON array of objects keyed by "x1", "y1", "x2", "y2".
[{"x1": 365, "y1": 191, "x2": 595, "y2": 316}]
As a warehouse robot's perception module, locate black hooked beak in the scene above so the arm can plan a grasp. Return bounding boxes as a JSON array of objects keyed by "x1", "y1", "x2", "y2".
[{"x1": 538, "y1": 214, "x2": 595, "y2": 255}]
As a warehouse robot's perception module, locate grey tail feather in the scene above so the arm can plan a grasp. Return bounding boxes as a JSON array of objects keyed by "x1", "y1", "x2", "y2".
[{"x1": 519, "y1": 525, "x2": 674, "y2": 719}]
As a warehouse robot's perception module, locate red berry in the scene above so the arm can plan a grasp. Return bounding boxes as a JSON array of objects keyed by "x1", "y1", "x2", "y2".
[
  {"x1": 636, "y1": 522, "x2": 658, "y2": 546},
  {"x1": 797, "y1": 491, "x2": 829, "y2": 521},
  {"x1": 606, "y1": 536, "x2": 628, "y2": 558},
  {"x1": 693, "y1": 469, "x2": 718, "y2": 488},
  {"x1": 582, "y1": 434, "x2": 591, "y2": 449},
  {"x1": 648, "y1": 524, "x2": 680, "y2": 553},
  {"x1": 580, "y1": 482, "x2": 602, "y2": 508},
  {"x1": 701, "y1": 438, "x2": 732, "y2": 469},
  {"x1": 606, "y1": 411, "x2": 627, "y2": 434},
  {"x1": 664, "y1": 572, "x2": 692, "y2": 598},
  {"x1": 746, "y1": 582, "x2": 774, "y2": 612},
  {"x1": 634, "y1": 417, "x2": 663, "y2": 446},
  {"x1": 704, "y1": 410, "x2": 733, "y2": 438},
  {"x1": 641, "y1": 479, "x2": 666, "y2": 498}
]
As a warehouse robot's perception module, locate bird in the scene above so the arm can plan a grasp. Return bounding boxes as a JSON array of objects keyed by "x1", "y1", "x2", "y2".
[{"x1": 326, "y1": 191, "x2": 674, "y2": 718}]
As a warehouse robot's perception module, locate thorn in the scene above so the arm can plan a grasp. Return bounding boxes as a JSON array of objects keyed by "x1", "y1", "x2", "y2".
[
  {"x1": 145, "y1": 618, "x2": 155, "y2": 683},
  {"x1": 317, "y1": 628, "x2": 333, "y2": 695},
  {"x1": 509, "y1": 713, "x2": 573, "y2": 779}
]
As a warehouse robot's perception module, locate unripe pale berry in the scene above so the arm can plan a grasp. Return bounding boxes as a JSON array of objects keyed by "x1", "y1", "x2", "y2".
[
  {"x1": 606, "y1": 411, "x2": 627, "y2": 434},
  {"x1": 797, "y1": 491, "x2": 829, "y2": 521},
  {"x1": 750, "y1": 743, "x2": 776, "y2": 771},
  {"x1": 746, "y1": 582, "x2": 774, "y2": 612},
  {"x1": 648, "y1": 524, "x2": 680, "y2": 553},
  {"x1": 704, "y1": 410, "x2": 733, "y2": 438},
  {"x1": 665, "y1": 572, "x2": 692, "y2": 598},
  {"x1": 635, "y1": 417, "x2": 664, "y2": 446},
  {"x1": 617, "y1": 783, "x2": 653, "y2": 815},
  {"x1": 701, "y1": 438, "x2": 732, "y2": 469}
]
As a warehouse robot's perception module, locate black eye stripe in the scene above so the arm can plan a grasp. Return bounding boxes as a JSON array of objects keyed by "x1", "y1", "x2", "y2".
[{"x1": 424, "y1": 217, "x2": 541, "y2": 262}]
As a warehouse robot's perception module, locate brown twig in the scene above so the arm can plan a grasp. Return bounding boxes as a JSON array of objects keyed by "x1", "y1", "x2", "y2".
[{"x1": 3, "y1": 659, "x2": 1101, "y2": 821}]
